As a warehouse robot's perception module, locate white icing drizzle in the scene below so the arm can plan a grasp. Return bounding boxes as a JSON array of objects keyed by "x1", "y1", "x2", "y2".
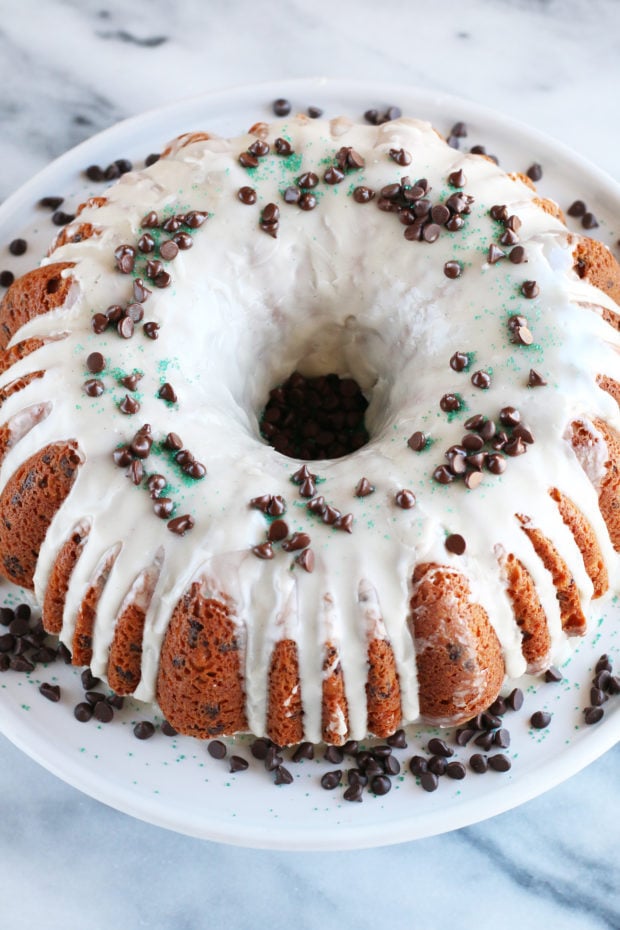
[{"x1": 1, "y1": 116, "x2": 619, "y2": 740}]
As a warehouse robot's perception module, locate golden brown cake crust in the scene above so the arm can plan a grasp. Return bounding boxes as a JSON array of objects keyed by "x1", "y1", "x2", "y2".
[
  {"x1": 410, "y1": 563, "x2": 505, "y2": 725},
  {"x1": 107, "y1": 603, "x2": 147, "y2": 695},
  {"x1": 366, "y1": 638, "x2": 402, "y2": 738},
  {"x1": 571, "y1": 418, "x2": 620, "y2": 553},
  {"x1": 156, "y1": 584, "x2": 248, "y2": 739},
  {"x1": 0, "y1": 263, "x2": 74, "y2": 350},
  {"x1": 501, "y1": 552, "x2": 551, "y2": 672},
  {"x1": 0, "y1": 442, "x2": 81, "y2": 588},
  {"x1": 549, "y1": 488, "x2": 608, "y2": 598},
  {"x1": 321, "y1": 641, "x2": 349, "y2": 745},
  {"x1": 42, "y1": 525, "x2": 89, "y2": 634},
  {"x1": 266, "y1": 638, "x2": 303, "y2": 746},
  {"x1": 573, "y1": 237, "x2": 620, "y2": 308}
]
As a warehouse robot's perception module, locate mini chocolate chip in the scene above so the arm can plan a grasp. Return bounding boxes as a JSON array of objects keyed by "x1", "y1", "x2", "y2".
[
  {"x1": 160, "y1": 239, "x2": 179, "y2": 261},
  {"x1": 274, "y1": 765, "x2": 294, "y2": 785},
  {"x1": 74, "y1": 702, "x2": 93, "y2": 722},
  {"x1": 39, "y1": 682, "x2": 61, "y2": 702},
  {"x1": 83, "y1": 378, "x2": 104, "y2": 397},
  {"x1": 584, "y1": 706, "x2": 604, "y2": 725},
  {"x1": 208, "y1": 739, "x2": 227, "y2": 759},
  {"x1": 184, "y1": 211, "x2": 208, "y2": 229},
  {"x1": 395, "y1": 489, "x2": 416, "y2": 509},
  {"x1": 137, "y1": 233, "x2": 155, "y2": 253},
  {"x1": 274, "y1": 137, "x2": 293, "y2": 156},
  {"x1": 307, "y1": 106, "x2": 323, "y2": 119},
  {"x1": 440, "y1": 393, "x2": 461, "y2": 413},
  {"x1": 471, "y1": 370, "x2": 491, "y2": 389},
  {"x1": 114, "y1": 244, "x2": 136, "y2": 274},
  {"x1": 526, "y1": 162, "x2": 543, "y2": 181},
  {"x1": 469, "y1": 753, "x2": 488, "y2": 774},
  {"x1": 582, "y1": 212, "x2": 599, "y2": 229},
  {"x1": 428, "y1": 737, "x2": 453, "y2": 758},
  {"x1": 273, "y1": 98, "x2": 291, "y2": 116},
  {"x1": 444, "y1": 260, "x2": 462, "y2": 279},
  {"x1": 567, "y1": 199, "x2": 587, "y2": 217},
  {"x1": 133, "y1": 721, "x2": 155, "y2": 740},
  {"x1": 295, "y1": 549, "x2": 315, "y2": 573},
  {"x1": 0, "y1": 270, "x2": 15, "y2": 287},
  {"x1": 408, "y1": 431, "x2": 427, "y2": 451},
  {"x1": 229, "y1": 755, "x2": 249, "y2": 773},
  {"x1": 143, "y1": 321, "x2": 160, "y2": 339},
  {"x1": 167, "y1": 514, "x2": 194, "y2": 535},
  {"x1": 420, "y1": 771, "x2": 439, "y2": 792},
  {"x1": 158, "y1": 382, "x2": 177, "y2": 403},
  {"x1": 321, "y1": 770, "x2": 343, "y2": 790},
  {"x1": 450, "y1": 351, "x2": 469, "y2": 371},
  {"x1": 39, "y1": 195, "x2": 64, "y2": 210},
  {"x1": 488, "y1": 244, "x2": 506, "y2": 265},
  {"x1": 521, "y1": 280, "x2": 539, "y2": 299},
  {"x1": 530, "y1": 710, "x2": 551, "y2": 729},
  {"x1": 509, "y1": 245, "x2": 527, "y2": 264},
  {"x1": 9, "y1": 238, "x2": 27, "y2": 256},
  {"x1": 324, "y1": 166, "x2": 345, "y2": 185},
  {"x1": 448, "y1": 168, "x2": 467, "y2": 187},
  {"x1": 93, "y1": 701, "x2": 113, "y2": 723},
  {"x1": 173, "y1": 232, "x2": 193, "y2": 250},
  {"x1": 488, "y1": 753, "x2": 511, "y2": 772},
  {"x1": 445, "y1": 533, "x2": 466, "y2": 555},
  {"x1": 119, "y1": 394, "x2": 140, "y2": 414},
  {"x1": 52, "y1": 210, "x2": 75, "y2": 226},
  {"x1": 527, "y1": 369, "x2": 547, "y2": 387},
  {"x1": 86, "y1": 351, "x2": 105, "y2": 373}
]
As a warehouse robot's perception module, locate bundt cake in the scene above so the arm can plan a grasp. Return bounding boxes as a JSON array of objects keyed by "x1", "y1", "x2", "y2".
[{"x1": 0, "y1": 115, "x2": 619, "y2": 746}]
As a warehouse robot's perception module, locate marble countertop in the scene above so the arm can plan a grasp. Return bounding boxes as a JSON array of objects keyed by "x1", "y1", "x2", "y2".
[{"x1": 0, "y1": 0, "x2": 619, "y2": 927}]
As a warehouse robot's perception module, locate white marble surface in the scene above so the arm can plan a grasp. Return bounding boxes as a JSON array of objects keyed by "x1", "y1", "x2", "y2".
[{"x1": 0, "y1": 0, "x2": 619, "y2": 926}]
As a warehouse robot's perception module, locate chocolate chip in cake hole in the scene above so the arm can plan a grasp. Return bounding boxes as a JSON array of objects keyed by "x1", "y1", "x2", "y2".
[
  {"x1": 143, "y1": 321, "x2": 160, "y2": 339},
  {"x1": 450, "y1": 351, "x2": 469, "y2": 372},
  {"x1": 238, "y1": 185, "x2": 258, "y2": 206},
  {"x1": 408, "y1": 431, "x2": 428, "y2": 452},
  {"x1": 167, "y1": 514, "x2": 194, "y2": 536},
  {"x1": 445, "y1": 533, "x2": 466, "y2": 555},
  {"x1": 160, "y1": 239, "x2": 179, "y2": 261},
  {"x1": 158, "y1": 382, "x2": 177, "y2": 404},
  {"x1": 38, "y1": 682, "x2": 61, "y2": 703},
  {"x1": 521, "y1": 280, "x2": 539, "y2": 299},
  {"x1": 8, "y1": 238, "x2": 27, "y2": 256},
  {"x1": 83, "y1": 378, "x2": 104, "y2": 397},
  {"x1": 471, "y1": 370, "x2": 491, "y2": 389},
  {"x1": 86, "y1": 351, "x2": 105, "y2": 374},
  {"x1": 137, "y1": 233, "x2": 155, "y2": 253},
  {"x1": 444, "y1": 260, "x2": 462, "y2": 279},
  {"x1": 133, "y1": 721, "x2": 155, "y2": 740},
  {"x1": 114, "y1": 244, "x2": 136, "y2": 274},
  {"x1": 487, "y1": 244, "x2": 506, "y2": 265},
  {"x1": 530, "y1": 710, "x2": 551, "y2": 729},
  {"x1": 440, "y1": 393, "x2": 461, "y2": 413},
  {"x1": 395, "y1": 489, "x2": 416, "y2": 510}
]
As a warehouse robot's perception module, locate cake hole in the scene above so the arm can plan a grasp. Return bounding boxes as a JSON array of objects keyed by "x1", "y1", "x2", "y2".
[{"x1": 259, "y1": 370, "x2": 370, "y2": 460}]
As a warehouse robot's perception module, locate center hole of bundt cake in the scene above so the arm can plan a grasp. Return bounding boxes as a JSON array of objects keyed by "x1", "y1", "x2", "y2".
[{"x1": 260, "y1": 370, "x2": 370, "y2": 460}]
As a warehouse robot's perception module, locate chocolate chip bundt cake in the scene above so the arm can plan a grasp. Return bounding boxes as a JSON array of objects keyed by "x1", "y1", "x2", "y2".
[{"x1": 0, "y1": 115, "x2": 618, "y2": 745}]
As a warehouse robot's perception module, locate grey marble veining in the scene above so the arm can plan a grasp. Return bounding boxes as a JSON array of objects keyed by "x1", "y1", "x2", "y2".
[{"x1": 0, "y1": 0, "x2": 619, "y2": 926}]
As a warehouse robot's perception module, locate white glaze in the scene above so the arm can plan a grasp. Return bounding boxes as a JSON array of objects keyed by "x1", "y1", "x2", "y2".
[{"x1": 1, "y1": 115, "x2": 619, "y2": 742}]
